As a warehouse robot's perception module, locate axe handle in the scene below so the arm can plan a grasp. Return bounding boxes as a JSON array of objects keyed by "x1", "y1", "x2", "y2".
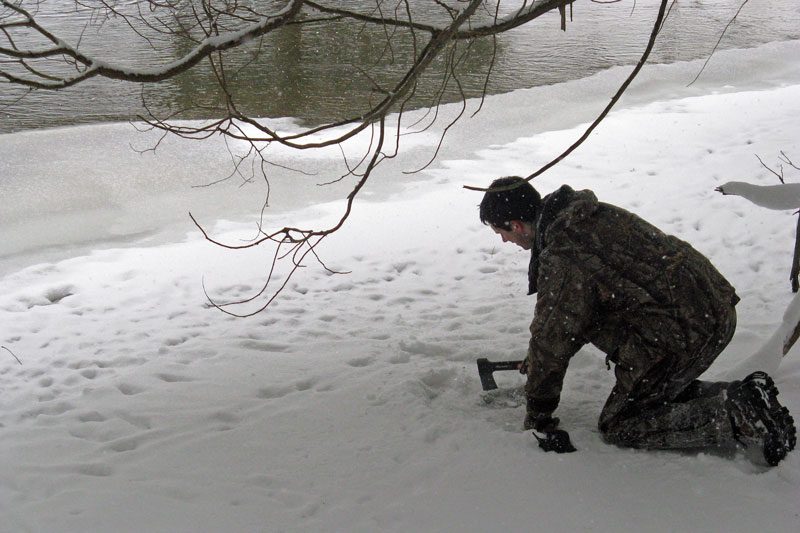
[{"x1": 487, "y1": 360, "x2": 524, "y2": 372}]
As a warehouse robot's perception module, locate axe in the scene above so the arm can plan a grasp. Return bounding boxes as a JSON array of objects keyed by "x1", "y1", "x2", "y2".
[{"x1": 476, "y1": 358, "x2": 524, "y2": 391}]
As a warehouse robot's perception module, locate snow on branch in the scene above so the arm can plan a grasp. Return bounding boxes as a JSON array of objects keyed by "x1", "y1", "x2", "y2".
[
  {"x1": 716, "y1": 153, "x2": 800, "y2": 370},
  {"x1": 716, "y1": 153, "x2": 800, "y2": 294},
  {"x1": 304, "y1": 0, "x2": 574, "y2": 38},
  {"x1": 457, "y1": 0, "x2": 573, "y2": 37}
]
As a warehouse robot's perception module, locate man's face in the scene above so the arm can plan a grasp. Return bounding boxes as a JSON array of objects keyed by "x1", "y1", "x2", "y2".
[{"x1": 491, "y1": 221, "x2": 533, "y2": 250}]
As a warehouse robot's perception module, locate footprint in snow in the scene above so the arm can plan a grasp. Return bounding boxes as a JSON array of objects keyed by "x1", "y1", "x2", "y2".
[
  {"x1": 294, "y1": 377, "x2": 317, "y2": 391},
  {"x1": 162, "y1": 336, "x2": 188, "y2": 347},
  {"x1": 347, "y1": 356, "x2": 373, "y2": 367},
  {"x1": 389, "y1": 353, "x2": 410, "y2": 364},
  {"x1": 207, "y1": 411, "x2": 241, "y2": 431},
  {"x1": 256, "y1": 385, "x2": 294, "y2": 400},
  {"x1": 154, "y1": 373, "x2": 193, "y2": 383},
  {"x1": 391, "y1": 261, "x2": 414, "y2": 273},
  {"x1": 117, "y1": 383, "x2": 145, "y2": 396},
  {"x1": 20, "y1": 401, "x2": 75, "y2": 420},
  {"x1": 43, "y1": 285, "x2": 75, "y2": 305},
  {"x1": 77, "y1": 411, "x2": 107, "y2": 423},
  {"x1": 80, "y1": 368, "x2": 98, "y2": 380},
  {"x1": 238, "y1": 339, "x2": 290, "y2": 353},
  {"x1": 74, "y1": 463, "x2": 114, "y2": 477},
  {"x1": 104, "y1": 434, "x2": 148, "y2": 453}
]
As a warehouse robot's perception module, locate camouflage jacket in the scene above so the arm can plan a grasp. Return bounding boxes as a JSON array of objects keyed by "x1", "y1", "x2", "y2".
[{"x1": 525, "y1": 185, "x2": 739, "y2": 416}]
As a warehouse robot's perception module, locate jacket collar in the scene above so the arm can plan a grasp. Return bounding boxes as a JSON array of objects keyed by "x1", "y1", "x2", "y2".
[{"x1": 527, "y1": 184, "x2": 579, "y2": 295}]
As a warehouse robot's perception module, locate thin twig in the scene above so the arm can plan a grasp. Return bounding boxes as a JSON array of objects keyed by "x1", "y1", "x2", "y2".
[
  {"x1": 687, "y1": 0, "x2": 749, "y2": 87},
  {"x1": 464, "y1": 0, "x2": 671, "y2": 192},
  {"x1": 2, "y1": 345, "x2": 22, "y2": 365},
  {"x1": 755, "y1": 153, "x2": 785, "y2": 183},
  {"x1": 780, "y1": 151, "x2": 799, "y2": 171}
]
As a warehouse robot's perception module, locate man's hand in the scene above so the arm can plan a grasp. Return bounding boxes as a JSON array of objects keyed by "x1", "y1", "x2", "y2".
[
  {"x1": 528, "y1": 415, "x2": 560, "y2": 432},
  {"x1": 533, "y1": 416, "x2": 561, "y2": 433}
]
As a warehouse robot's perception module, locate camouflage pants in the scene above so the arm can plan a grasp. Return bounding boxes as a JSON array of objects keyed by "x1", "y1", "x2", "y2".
[{"x1": 599, "y1": 307, "x2": 738, "y2": 450}]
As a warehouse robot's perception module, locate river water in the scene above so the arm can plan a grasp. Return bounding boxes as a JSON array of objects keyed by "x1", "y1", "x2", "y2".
[{"x1": 1, "y1": 0, "x2": 799, "y2": 134}]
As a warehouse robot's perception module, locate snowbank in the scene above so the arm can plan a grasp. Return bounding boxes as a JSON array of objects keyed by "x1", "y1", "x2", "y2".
[{"x1": 1, "y1": 40, "x2": 799, "y2": 533}]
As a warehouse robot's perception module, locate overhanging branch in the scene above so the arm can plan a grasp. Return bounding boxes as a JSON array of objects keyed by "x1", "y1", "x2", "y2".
[{"x1": 464, "y1": 0, "x2": 670, "y2": 192}]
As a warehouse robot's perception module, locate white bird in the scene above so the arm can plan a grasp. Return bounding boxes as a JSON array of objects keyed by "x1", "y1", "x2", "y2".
[{"x1": 715, "y1": 181, "x2": 800, "y2": 210}]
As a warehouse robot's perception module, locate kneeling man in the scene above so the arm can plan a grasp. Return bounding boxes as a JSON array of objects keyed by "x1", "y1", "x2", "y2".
[{"x1": 480, "y1": 177, "x2": 796, "y2": 465}]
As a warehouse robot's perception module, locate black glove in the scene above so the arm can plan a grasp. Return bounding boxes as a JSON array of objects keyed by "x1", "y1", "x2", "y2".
[
  {"x1": 532, "y1": 428, "x2": 577, "y2": 454},
  {"x1": 524, "y1": 396, "x2": 574, "y2": 453},
  {"x1": 525, "y1": 410, "x2": 576, "y2": 453}
]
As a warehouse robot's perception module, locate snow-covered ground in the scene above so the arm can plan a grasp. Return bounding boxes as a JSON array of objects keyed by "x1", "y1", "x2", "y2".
[{"x1": 2, "y1": 40, "x2": 800, "y2": 532}]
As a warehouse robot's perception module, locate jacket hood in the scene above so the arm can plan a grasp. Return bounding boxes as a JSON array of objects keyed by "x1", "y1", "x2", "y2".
[{"x1": 528, "y1": 185, "x2": 599, "y2": 295}]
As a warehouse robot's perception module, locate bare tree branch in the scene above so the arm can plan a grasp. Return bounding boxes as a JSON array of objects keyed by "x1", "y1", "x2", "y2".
[
  {"x1": 1, "y1": 0, "x2": 689, "y2": 314},
  {"x1": 194, "y1": 114, "x2": 390, "y2": 316},
  {"x1": 1, "y1": 0, "x2": 305, "y2": 87}
]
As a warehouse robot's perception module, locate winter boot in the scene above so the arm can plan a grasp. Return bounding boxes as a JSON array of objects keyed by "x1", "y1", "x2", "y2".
[{"x1": 726, "y1": 371, "x2": 796, "y2": 466}]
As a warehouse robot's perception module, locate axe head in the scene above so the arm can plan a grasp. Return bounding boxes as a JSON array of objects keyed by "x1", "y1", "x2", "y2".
[
  {"x1": 477, "y1": 358, "x2": 498, "y2": 391},
  {"x1": 477, "y1": 358, "x2": 524, "y2": 391}
]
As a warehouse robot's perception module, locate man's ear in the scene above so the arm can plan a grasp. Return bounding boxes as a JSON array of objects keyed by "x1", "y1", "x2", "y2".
[{"x1": 509, "y1": 220, "x2": 524, "y2": 233}]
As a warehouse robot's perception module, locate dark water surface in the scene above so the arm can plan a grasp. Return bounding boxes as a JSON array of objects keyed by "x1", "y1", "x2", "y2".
[{"x1": 1, "y1": 0, "x2": 798, "y2": 134}]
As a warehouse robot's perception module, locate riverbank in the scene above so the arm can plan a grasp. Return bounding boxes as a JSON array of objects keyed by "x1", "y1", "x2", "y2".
[{"x1": 2, "y1": 38, "x2": 800, "y2": 275}]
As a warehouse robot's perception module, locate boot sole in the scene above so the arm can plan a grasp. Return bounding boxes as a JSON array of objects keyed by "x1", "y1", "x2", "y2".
[{"x1": 735, "y1": 372, "x2": 796, "y2": 466}]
